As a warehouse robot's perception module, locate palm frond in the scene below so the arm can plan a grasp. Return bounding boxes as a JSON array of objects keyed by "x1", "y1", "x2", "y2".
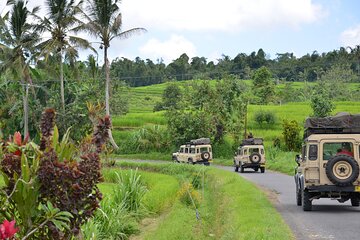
[{"x1": 110, "y1": 27, "x2": 147, "y2": 41}]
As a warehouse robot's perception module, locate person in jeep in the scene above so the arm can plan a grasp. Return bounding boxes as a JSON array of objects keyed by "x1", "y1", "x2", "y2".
[{"x1": 336, "y1": 142, "x2": 354, "y2": 157}]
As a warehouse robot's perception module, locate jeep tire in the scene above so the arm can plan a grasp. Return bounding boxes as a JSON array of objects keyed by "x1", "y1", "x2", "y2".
[
  {"x1": 351, "y1": 197, "x2": 360, "y2": 207},
  {"x1": 201, "y1": 151, "x2": 211, "y2": 161},
  {"x1": 302, "y1": 189, "x2": 312, "y2": 211},
  {"x1": 296, "y1": 186, "x2": 302, "y2": 206},
  {"x1": 234, "y1": 165, "x2": 239, "y2": 172},
  {"x1": 249, "y1": 153, "x2": 261, "y2": 164},
  {"x1": 260, "y1": 167, "x2": 265, "y2": 173},
  {"x1": 325, "y1": 155, "x2": 360, "y2": 186}
]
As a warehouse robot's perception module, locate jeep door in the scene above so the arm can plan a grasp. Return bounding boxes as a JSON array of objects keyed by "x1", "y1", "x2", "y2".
[{"x1": 178, "y1": 147, "x2": 187, "y2": 162}]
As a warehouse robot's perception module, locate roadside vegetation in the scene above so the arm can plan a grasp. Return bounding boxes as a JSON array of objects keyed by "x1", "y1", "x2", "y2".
[{"x1": 86, "y1": 162, "x2": 293, "y2": 240}]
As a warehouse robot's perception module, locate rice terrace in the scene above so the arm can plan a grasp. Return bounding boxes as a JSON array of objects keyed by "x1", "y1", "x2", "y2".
[{"x1": 1, "y1": 0, "x2": 360, "y2": 239}]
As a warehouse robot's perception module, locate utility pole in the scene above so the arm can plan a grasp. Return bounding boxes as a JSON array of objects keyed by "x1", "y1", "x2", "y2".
[{"x1": 243, "y1": 101, "x2": 248, "y2": 140}]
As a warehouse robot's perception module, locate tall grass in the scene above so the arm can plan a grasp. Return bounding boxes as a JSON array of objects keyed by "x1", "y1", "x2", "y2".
[
  {"x1": 142, "y1": 166, "x2": 293, "y2": 240},
  {"x1": 83, "y1": 169, "x2": 148, "y2": 239},
  {"x1": 113, "y1": 169, "x2": 148, "y2": 214},
  {"x1": 102, "y1": 168, "x2": 180, "y2": 214}
]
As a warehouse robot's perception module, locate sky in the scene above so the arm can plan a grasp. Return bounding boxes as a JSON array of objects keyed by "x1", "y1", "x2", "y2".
[{"x1": 1, "y1": 0, "x2": 360, "y2": 64}]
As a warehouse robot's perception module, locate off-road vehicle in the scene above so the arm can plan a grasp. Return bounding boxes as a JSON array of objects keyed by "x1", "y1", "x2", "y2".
[
  {"x1": 294, "y1": 113, "x2": 360, "y2": 211},
  {"x1": 234, "y1": 138, "x2": 266, "y2": 173},
  {"x1": 172, "y1": 138, "x2": 212, "y2": 165}
]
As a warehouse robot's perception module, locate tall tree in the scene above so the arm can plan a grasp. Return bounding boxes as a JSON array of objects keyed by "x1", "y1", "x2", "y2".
[
  {"x1": 38, "y1": 0, "x2": 93, "y2": 114},
  {"x1": 252, "y1": 66, "x2": 275, "y2": 104},
  {"x1": 0, "y1": 0, "x2": 40, "y2": 136},
  {"x1": 81, "y1": 0, "x2": 146, "y2": 148}
]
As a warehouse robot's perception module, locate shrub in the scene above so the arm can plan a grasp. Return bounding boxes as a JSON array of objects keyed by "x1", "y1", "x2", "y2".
[
  {"x1": 282, "y1": 119, "x2": 302, "y2": 151},
  {"x1": 177, "y1": 182, "x2": 201, "y2": 208},
  {"x1": 0, "y1": 109, "x2": 110, "y2": 239},
  {"x1": 121, "y1": 125, "x2": 172, "y2": 154},
  {"x1": 153, "y1": 101, "x2": 164, "y2": 112},
  {"x1": 272, "y1": 137, "x2": 281, "y2": 148},
  {"x1": 254, "y1": 111, "x2": 276, "y2": 126}
]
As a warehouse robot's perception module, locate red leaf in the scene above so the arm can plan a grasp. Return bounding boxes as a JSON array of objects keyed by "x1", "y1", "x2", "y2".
[{"x1": 14, "y1": 132, "x2": 22, "y2": 146}]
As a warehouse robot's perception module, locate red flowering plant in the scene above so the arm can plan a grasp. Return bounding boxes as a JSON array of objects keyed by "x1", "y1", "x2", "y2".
[
  {"x1": 0, "y1": 108, "x2": 110, "y2": 239},
  {"x1": 0, "y1": 220, "x2": 19, "y2": 239}
]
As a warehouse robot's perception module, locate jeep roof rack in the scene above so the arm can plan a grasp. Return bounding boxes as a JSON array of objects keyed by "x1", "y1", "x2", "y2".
[
  {"x1": 186, "y1": 138, "x2": 211, "y2": 145},
  {"x1": 240, "y1": 138, "x2": 263, "y2": 146},
  {"x1": 304, "y1": 112, "x2": 360, "y2": 138}
]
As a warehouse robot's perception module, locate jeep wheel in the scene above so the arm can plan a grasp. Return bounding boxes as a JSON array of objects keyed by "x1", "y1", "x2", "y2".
[
  {"x1": 351, "y1": 197, "x2": 360, "y2": 207},
  {"x1": 325, "y1": 155, "x2": 359, "y2": 186},
  {"x1": 296, "y1": 187, "x2": 302, "y2": 206},
  {"x1": 201, "y1": 152, "x2": 211, "y2": 161},
  {"x1": 260, "y1": 167, "x2": 265, "y2": 173},
  {"x1": 254, "y1": 167, "x2": 259, "y2": 172},
  {"x1": 302, "y1": 189, "x2": 312, "y2": 211},
  {"x1": 240, "y1": 166, "x2": 244, "y2": 173},
  {"x1": 234, "y1": 166, "x2": 239, "y2": 172},
  {"x1": 188, "y1": 159, "x2": 195, "y2": 165},
  {"x1": 249, "y1": 153, "x2": 261, "y2": 164}
]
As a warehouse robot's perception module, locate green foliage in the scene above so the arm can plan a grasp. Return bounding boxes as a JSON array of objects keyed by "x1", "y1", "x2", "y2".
[
  {"x1": 177, "y1": 182, "x2": 201, "y2": 207},
  {"x1": 82, "y1": 198, "x2": 139, "y2": 240},
  {"x1": 310, "y1": 79, "x2": 335, "y2": 117},
  {"x1": 144, "y1": 167, "x2": 293, "y2": 240},
  {"x1": 166, "y1": 109, "x2": 214, "y2": 145},
  {"x1": 110, "y1": 81, "x2": 130, "y2": 115},
  {"x1": 40, "y1": 201, "x2": 73, "y2": 232},
  {"x1": 82, "y1": 169, "x2": 178, "y2": 240},
  {"x1": 252, "y1": 66, "x2": 275, "y2": 104},
  {"x1": 113, "y1": 169, "x2": 148, "y2": 214},
  {"x1": 119, "y1": 125, "x2": 172, "y2": 154},
  {"x1": 254, "y1": 110, "x2": 276, "y2": 126},
  {"x1": 153, "y1": 82, "x2": 182, "y2": 111},
  {"x1": 265, "y1": 147, "x2": 298, "y2": 175},
  {"x1": 282, "y1": 119, "x2": 302, "y2": 151},
  {"x1": 279, "y1": 82, "x2": 301, "y2": 103}
]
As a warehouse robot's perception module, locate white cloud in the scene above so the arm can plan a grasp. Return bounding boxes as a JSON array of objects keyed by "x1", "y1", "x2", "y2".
[
  {"x1": 340, "y1": 25, "x2": 360, "y2": 48},
  {"x1": 122, "y1": 0, "x2": 325, "y2": 32},
  {"x1": 139, "y1": 35, "x2": 197, "y2": 63}
]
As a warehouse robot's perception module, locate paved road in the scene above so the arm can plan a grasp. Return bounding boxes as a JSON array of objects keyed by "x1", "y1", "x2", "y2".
[{"x1": 219, "y1": 166, "x2": 360, "y2": 240}]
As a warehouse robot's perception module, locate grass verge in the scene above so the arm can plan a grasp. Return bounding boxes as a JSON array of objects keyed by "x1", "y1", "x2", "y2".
[{"x1": 120, "y1": 162, "x2": 294, "y2": 240}]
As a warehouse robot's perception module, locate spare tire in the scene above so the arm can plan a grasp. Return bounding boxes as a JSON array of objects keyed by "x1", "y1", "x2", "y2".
[
  {"x1": 201, "y1": 152, "x2": 210, "y2": 161},
  {"x1": 325, "y1": 155, "x2": 359, "y2": 186},
  {"x1": 249, "y1": 153, "x2": 261, "y2": 163}
]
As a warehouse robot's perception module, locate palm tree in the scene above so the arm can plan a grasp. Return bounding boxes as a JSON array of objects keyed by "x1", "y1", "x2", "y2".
[
  {"x1": 81, "y1": 0, "x2": 146, "y2": 149},
  {"x1": 38, "y1": 0, "x2": 94, "y2": 114},
  {"x1": 0, "y1": 0, "x2": 40, "y2": 136}
]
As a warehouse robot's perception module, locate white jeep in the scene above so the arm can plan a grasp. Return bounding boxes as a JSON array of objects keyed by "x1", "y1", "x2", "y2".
[
  {"x1": 172, "y1": 138, "x2": 212, "y2": 165},
  {"x1": 234, "y1": 138, "x2": 266, "y2": 173},
  {"x1": 295, "y1": 113, "x2": 360, "y2": 211}
]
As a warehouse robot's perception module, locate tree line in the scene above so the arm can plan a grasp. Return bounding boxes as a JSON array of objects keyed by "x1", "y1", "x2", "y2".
[{"x1": 111, "y1": 47, "x2": 360, "y2": 87}]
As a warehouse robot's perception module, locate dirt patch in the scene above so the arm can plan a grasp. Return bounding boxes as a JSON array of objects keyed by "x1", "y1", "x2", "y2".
[{"x1": 258, "y1": 186, "x2": 280, "y2": 205}]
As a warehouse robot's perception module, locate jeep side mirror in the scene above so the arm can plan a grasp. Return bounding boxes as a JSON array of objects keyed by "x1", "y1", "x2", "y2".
[{"x1": 295, "y1": 154, "x2": 301, "y2": 166}]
